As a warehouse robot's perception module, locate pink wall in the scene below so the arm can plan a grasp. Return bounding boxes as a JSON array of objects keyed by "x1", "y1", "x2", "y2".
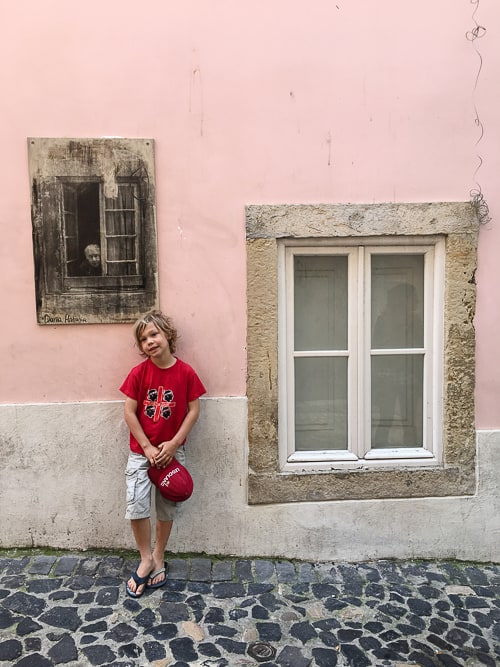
[{"x1": 1, "y1": 1, "x2": 499, "y2": 427}]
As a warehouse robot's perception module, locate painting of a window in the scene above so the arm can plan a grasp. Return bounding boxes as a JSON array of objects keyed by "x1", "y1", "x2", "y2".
[
  {"x1": 29, "y1": 138, "x2": 158, "y2": 324},
  {"x1": 105, "y1": 183, "x2": 140, "y2": 277}
]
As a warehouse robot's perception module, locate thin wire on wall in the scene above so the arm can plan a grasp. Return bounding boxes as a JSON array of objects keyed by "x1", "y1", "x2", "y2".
[{"x1": 466, "y1": 0, "x2": 490, "y2": 224}]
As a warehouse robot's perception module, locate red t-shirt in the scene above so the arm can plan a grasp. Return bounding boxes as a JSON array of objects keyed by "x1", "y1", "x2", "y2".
[{"x1": 120, "y1": 357, "x2": 206, "y2": 454}]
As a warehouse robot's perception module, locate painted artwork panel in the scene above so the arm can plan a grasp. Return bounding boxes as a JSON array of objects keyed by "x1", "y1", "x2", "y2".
[{"x1": 28, "y1": 137, "x2": 158, "y2": 324}]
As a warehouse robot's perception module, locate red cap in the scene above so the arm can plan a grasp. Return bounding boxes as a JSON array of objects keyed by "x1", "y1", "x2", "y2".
[{"x1": 148, "y1": 458, "x2": 194, "y2": 502}]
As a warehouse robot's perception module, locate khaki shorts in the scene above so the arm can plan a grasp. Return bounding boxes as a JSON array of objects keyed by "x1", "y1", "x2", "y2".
[{"x1": 125, "y1": 447, "x2": 186, "y2": 522}]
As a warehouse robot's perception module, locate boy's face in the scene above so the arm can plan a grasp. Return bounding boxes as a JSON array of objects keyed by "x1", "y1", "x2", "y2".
[{"x1": 138, "y1": 322, "x2": 171, "y2": 360}]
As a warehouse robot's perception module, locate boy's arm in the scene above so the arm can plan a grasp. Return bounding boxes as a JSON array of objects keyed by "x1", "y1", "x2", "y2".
[
  {"x1": 123, "y1": 397, "x2": 159, "y2": 464},
  {"x1": 155, "y1": 398, "x2": 201, "y2": 468}
]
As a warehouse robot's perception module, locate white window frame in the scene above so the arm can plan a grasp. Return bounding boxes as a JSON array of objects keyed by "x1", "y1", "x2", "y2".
[{"x1": 278, "y1": 236, "x2": 445, "y2": 472}]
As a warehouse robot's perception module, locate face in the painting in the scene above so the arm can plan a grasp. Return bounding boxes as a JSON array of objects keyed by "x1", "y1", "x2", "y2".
[{"x1": 84, "y1": 245, "x2": 101, "y2": 268}]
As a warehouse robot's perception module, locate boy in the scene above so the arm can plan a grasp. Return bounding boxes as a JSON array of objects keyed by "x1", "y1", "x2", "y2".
[{"x1": 120, "y1": 310, "x2": 206, "y2": 597}]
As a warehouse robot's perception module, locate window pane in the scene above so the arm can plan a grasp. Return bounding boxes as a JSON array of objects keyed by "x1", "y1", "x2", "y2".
[
  {"x1": 62, "y1": 185, "x2": 79, "y2": 274},
  {"x1": 371, "y1": 255, "x2": 424, "y2": 349},
  {"x1": 107, "y1": 237, "x2": 136, "y2": 261},
  {"x1": 62, "y1": 185, "x2": 77, "y2": 232},
  {"x1": 105, "y1": 183, "x2": 136, "y2": 210},
  {"x1": 105, "y1": 211, "x2": 136, "y2": 235},
  {"x1": 295, "y1": 357, "x2": 348, "y2": 451},
  {"x1": 371, "y1": 354, "x2": 423, "y2": 448},
  {"x1": 294, "y1": 255, "x2": 348, "y2": 351},
  {"x1": 64, "y1": 212, "x2": 77, "y2": 237},
  {"x1": 65, "y1": 236, "x2": 78, "y2": 261},
  {"x1": 107, "y1": 262, "x2": 136, "y2": 276}
]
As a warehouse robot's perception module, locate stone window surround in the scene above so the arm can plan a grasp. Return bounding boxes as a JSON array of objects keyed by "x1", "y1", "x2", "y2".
[{"x1": 246, "y1": 202, "x2": 478, "y2": 504}]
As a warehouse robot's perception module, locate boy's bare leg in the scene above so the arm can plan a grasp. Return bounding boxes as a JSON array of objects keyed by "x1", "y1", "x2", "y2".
[
  {"x1": 150, "y1": 519, "x2": 173, "y2": 586},
  {"x1": 128, "y1": 518, "x2": 154, "y2": 594}
]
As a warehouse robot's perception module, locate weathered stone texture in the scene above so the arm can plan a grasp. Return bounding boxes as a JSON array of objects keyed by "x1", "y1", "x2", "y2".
[
  {"x1": 247, "y1": 238, "x2": 279, "y2": 473},
  {"x1": 246, "y1": 202, "x2": 478, "y2": 504}
]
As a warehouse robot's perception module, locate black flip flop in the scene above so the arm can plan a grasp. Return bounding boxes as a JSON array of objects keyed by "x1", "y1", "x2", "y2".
[
  {"x1": 147, "y1": 562, "x2": 168, "y2": 589},
  {"x1": 125, "y1": 569, "x2": 151, "y2": 598}
]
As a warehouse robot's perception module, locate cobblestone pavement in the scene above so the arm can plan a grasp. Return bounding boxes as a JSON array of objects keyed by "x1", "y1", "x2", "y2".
[{"x1": 0, "y1": 552, "x2": 498, "y2": 667}]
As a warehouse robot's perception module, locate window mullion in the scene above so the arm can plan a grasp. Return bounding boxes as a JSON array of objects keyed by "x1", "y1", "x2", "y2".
[
  {"x1": 285, "y1": 247, "x2": 296, "y2": 463},
  {"x1": 350, "y1": 246, "x2": 366, "y2": 458},
  {"x1": 134, "y1": 184, "x2": 140, "y2": 274},
  {"x1": 360, "y1": 246, "x2": 371, "y2": 458},
  {"x1": 424, "y1": 244, "x2": 438, "y2": 455},
  {"x1": 99, "y1": 184, "x2": 107, "y2": 276}
]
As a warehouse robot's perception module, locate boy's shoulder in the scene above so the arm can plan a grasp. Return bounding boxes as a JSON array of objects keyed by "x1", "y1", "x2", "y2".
[
  {"x1": 128, "y1": 357, "x2": 150, "y2": 374},
  {"x1": 173, "y1": 357, "x2": 191, "y2": 370},
  {"x1": 173, "y1": 357, "x2": 202, "y2": 376}
]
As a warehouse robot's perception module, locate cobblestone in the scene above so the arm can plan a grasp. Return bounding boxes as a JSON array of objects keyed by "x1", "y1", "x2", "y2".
[{"x1": 0, "y1": 552, "x2": 498, "y2": 666}]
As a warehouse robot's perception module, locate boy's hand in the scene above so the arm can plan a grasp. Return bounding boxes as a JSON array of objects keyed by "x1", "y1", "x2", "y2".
[
  {"x1": 154, "y1": 441, "x2": 178, "y2": 468},
  {"x1": 143, "y1": 443, "x2": 160, "y2": 466}
]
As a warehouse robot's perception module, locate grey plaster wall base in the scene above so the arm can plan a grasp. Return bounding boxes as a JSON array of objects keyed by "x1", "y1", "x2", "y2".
[{"x1": 0, "y1": 401, "x2": 498, "y2": 562}]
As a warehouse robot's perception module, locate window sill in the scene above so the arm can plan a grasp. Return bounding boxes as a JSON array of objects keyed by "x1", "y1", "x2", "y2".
[
  {"x1": 248, "y1": 464, "x2": 476, "y2": 505},
  {"x1": 285, "y1": 447, "x2": 435, "y2": 466},
  {"x1": 65, "y1": 277, "x2": 145, "y2": 290},
  {"x1": 280, "y1": 456, "x2": 439, "y2": 475}
]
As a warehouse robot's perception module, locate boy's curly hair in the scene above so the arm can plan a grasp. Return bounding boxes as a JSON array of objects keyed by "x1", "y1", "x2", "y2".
[{"x1": 133, "y1": 310, "x2": 178, "y2": 354}]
